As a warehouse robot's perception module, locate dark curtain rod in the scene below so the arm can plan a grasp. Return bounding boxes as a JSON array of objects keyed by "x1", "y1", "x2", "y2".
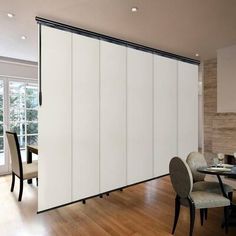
[{"x1": 35, "y1": 16, "x2": 200, "y2": 65}]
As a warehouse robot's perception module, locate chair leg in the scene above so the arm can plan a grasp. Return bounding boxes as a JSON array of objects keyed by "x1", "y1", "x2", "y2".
[
  {"x1": 189, "y1": 202, "x2": 195, "y2": 236},
  {"x1": 36, "y1": 178, "x2": 38, "y2": 186},
  {"x1": 228, "y1": 192, "x2": 233, "y2": 202},
  {"x1": 200, "y1": 209, "x2": 204, "y2": 226},
  {"x1": 18, "y1": 178, "x2": 23, "y2": 201},
  {"x1": 224, "y1": 206, "x2": 229, "y2": 234},
  {"x1": 172, "y1": 195, "x2": 180, "y2": 234},
  {"x1": 10, "y1": 172, "x2": 15, "y2": 192},
  {"x1": 204, "y1": 208, "x2": 208, "y2": 220}
]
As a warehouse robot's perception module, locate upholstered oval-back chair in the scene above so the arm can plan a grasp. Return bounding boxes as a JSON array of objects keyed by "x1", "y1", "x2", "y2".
[
  {"x1": 169, "y1": 157, "x2": 230, "y2": 236},
  {"x1": 186, "y1": 152, "x2": 233, "y2": 195}
]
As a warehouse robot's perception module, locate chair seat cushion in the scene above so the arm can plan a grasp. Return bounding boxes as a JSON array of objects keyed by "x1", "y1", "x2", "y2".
[
  {"x1": 23, "y1": 162, "x2": 38, "y2": 180},
  {"x1": 193, "y1": 181, "x2": 233, "y2": 194},
  {"x1": 181, "y1": 191, "x2": 230, "y2": 209}
]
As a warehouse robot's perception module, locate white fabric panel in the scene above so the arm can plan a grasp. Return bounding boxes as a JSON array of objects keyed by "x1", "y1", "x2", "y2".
[
  {"x1": 178, "y1": 61, "x2": 198, "y2": 159},
  {"x1": 154, "y1": 56, "x2": 178, "y2": 177},
  {"x1": 38, "y1": 26, "x2": 72, "y2": 211},
  {"x1": 72, "y1": 34, "x2": 100, "y2": 200},
  {"x1": 38, "y1": 24, "x2": 199, "y2": 211},
  {"x1": 100, "y1": 41, "x2": 127, "y2": 192},
  {"x1": 127, "y1": 48, "x2": 154, "y2": 185}
]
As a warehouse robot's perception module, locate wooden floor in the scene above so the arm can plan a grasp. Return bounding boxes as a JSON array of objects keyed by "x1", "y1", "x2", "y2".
[{"x1": 0, "y1": 175, "x2": 236, "y2": 236}]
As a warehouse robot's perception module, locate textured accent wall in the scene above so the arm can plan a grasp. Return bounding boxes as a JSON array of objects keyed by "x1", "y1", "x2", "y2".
[
  {"x1": 204, "y1": 58, "x2": 236, "y2": 155},
  {"x1": 204, "y1": 59, "x2": 217, "y2": 152}
]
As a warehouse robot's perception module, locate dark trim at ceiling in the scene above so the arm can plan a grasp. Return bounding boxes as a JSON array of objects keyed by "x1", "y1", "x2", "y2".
[{"x1": 35, "y1": 16, "x2": 200, "y2": 65}]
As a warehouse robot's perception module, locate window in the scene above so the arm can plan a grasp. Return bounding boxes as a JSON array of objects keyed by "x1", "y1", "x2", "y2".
[
  {"x1": 0, "y1": 77, "x2": 38, "y2": 172},
  {"x1": 9, "y1": 81, "x2": 38, "y2": 162}
]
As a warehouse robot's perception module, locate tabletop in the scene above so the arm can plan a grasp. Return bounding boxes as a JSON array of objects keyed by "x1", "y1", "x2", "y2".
[
  {"x1": 27, "y1": 145, "x2": 38, "y2": 154},
  {"x1": 198, "y1": 165, "x2": 236, "y2": 177}
]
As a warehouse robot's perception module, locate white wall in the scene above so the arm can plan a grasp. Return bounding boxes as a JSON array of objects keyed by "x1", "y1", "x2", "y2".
[
  {"x1": 217, "y1": 45, "x2": 236, "y2": 112},
  {"x1": 0, "y1": 56, "x2": 37, "y2": 80}
]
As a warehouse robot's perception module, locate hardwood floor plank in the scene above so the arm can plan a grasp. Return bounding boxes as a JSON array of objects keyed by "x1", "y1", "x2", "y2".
[{"x1": 0, "y1": 175, "x2": 235, "y2": 235}]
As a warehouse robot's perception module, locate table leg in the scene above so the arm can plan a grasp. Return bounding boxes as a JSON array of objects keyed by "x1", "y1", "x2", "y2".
[
  {"x1": 216, "y1": 175, "x2": 228, "y2": 198},
  {"x1": 27, "y1": 149, "x2": 32, "y2": 184},
  {"x1": 217, "y1": 174, "x2": 236, "y2": 228}
]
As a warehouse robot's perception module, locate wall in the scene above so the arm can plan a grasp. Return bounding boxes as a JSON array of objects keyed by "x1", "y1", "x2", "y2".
[
  {"x1": 0, "y1": 56, "x2": 37, "y2": 80},
  {"x1": 204, "y1": 58, "x2": 236, "y2": 156},
  {"x1": 217, "y1": 45, "x2": 236, "y2": 112},
  {"x1": 204, "y1": 59, "x2": 217, "y2": 153}
]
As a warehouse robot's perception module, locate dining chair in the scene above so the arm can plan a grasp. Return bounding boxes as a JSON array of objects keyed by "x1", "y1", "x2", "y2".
[
  {"x1": 169, "y1": 156, "x2": 230, "y2": 236},
  {"x1": 186, "y1": 152, "x2": 233, "y2": 223},
  {"x1": 6, "y1": 131, "x2": 38, "y2": 201}
]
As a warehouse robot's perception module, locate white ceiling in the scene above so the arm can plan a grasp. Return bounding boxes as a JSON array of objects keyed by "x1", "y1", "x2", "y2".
[{"x1": 0, "y1": 0, "x2": 236, "y2": 62}]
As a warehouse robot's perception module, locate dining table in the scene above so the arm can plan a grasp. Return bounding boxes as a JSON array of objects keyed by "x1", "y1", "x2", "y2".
[
  {"x1": 27, "y1": 145, "x2": 38, "y2": 184},
  {"x1": 198, "y1": 165, "x2": 236, "y2": 227}
]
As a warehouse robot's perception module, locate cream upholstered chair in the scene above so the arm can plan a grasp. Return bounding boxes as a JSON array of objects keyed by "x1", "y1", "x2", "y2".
[
  {"x1": 186, "y1": 152, "x2": 233, "y2": 196},
  {"x1": 169, "y1": 157, "x2": 230, "y2": 236},
  {"x1": 6, "y1": 131, "x2": 38, "y2": 201},
  {"x1": 186, "y1": 152, "x2": 233, "y2": 222}
]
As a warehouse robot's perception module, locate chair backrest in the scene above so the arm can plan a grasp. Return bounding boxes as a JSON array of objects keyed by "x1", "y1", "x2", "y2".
[
  {"x1": 169, "y1": 157, "x2": 193, "y2": 198},
  {"x1": 186, "y1": 152, "x2": 207, "y2": 182},
  {"x1": 6, "y1": 131, "x2": 23, "y2": 177}
]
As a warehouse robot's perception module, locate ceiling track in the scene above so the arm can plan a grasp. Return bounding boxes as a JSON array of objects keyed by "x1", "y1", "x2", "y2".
[{"x1": 35, "y1": 16, "x2": 200, "y2": 65}]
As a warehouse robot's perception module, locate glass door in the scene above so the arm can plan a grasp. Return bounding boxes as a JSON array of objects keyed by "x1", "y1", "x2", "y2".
[
  {"x1": 0, "y1": 77, "x2": 38, "y2": 175},
  {"x1": 9, "y1": 81, "x2": 38, "y2": 162}
]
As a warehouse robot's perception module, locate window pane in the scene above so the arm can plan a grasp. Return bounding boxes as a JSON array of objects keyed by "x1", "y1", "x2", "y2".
[
  {"x1": 17, "y1": 136, "x2": 25, "y2": 149},
  {"x1": 10, "y1": 95, "x2": 25, "y2": 109},
  {"x1": 27, "y1": 135, "x2": 38, "y2": 145},
  {"x1": 0, "y1": 124, "x2": 3, "y2": 136},
  {"x1": 0, "y1": 137, "x2": 4, "y2": 151},
  {"x1": 0, "y1": 95, "x2": 3, "y2": 109},
  {"x1": 0, "y1": 82, "x2": 3, "y2": 94},
  {"x1": 10, "y1": 109, "x2": 25, "y2": 122},
  {"x1": 10, "y1": 123, "x2": 25, "y2": 136},
  {"x1": 26, "y1": 110, "x2": 38, "y2": 122},
  {"x1": 26, "y1": 96, "x2": 38, "y2": 109},
  {"x1": 26, "y1": 85, "x2": 38, "y2": 97},
  {"x1": 9, "y1": 82, "x2": 25, "y2": 95},
  {"x1": 0, "y1": 110, "x2": 3, "y2": 122},
  {"x1": 27, "y1": 123, "x2": 38, "y2": 134}
]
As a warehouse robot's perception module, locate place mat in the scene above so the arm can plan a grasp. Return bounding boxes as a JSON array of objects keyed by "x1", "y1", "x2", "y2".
[
  {"x1": 207, "y1": 167, "x2": 232, "y2": 172},
  {"x1": 217, "y1": 164, "x2": 234, "y2": 168}
]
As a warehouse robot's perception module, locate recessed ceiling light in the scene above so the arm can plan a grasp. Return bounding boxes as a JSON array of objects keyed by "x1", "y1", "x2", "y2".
[
  {"x1": 7, "y1": 13, "x2": 15, "y2": 18},
  {"x1": 195, "y1": 53, "x2": 199, "y2": 57},
  {"x1": 131, "y1": 7, "x2": 138, "y2": 12},
  {"x1": 21, "y1": 35, "x2": 27, "y2": 40}
]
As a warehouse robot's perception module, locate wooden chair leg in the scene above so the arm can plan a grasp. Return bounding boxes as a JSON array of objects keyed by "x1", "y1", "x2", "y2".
[
  {"x1": 189, "y1": 203, "x2": 195, "y2": 236},
  {"x1": 18, "y1": 178, "x2": 23, "y2": 201},
  {"x1": 200, "y1": 209, "x2": 204, "y2": 226},
  {"x1": 224, "y1": 206, "x2": 229, "y2": 234},
  {"x1": 10, "y1": 172, "x2": 15, "y2": 192},
  {"x1": 172, "y1": 195, "x2": 180, "y2": 234},
  {"x1": 204, "y1": 208, "x2": 208, "y2": 220}
]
